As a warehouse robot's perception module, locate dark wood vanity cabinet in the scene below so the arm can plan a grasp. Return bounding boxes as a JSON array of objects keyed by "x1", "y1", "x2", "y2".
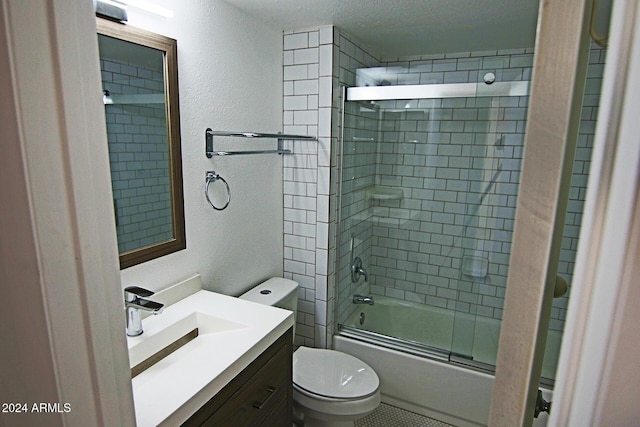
[{"x1": 183, "y1": 328, "x2": 293, "y2": 426}]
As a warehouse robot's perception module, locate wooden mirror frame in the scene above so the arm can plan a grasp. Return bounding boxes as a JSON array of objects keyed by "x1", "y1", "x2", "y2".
[{"x1": 97, "y1": 18, "x2": 185, "y2": 269}]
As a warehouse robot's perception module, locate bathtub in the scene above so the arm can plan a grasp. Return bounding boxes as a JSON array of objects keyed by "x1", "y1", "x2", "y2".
[{"x1": 334, "y1": 295, "x2": 556, "y2": 427}]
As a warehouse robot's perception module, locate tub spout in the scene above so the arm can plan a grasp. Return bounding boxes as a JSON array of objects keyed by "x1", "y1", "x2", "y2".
[{"x1": 353, "y1": 294, "x2": 375, "y2": 305}]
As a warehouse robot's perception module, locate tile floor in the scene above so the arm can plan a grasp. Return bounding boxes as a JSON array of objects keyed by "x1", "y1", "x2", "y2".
[{"x1": 356, "y1": 403, "x2": 456, "y2": 427}]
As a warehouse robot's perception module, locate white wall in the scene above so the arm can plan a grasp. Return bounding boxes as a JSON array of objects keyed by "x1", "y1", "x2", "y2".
[{"x1": 119, "y1": 0, "x2": 285, "y2": 295}]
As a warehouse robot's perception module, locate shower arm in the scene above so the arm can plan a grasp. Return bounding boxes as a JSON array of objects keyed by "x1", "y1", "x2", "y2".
[
  {"x1": 463, "y1": 164, "x2": 503, "y2": 219},
  {"x1": 459, "y1": 165, "x2": 503, "y2": 235},
  {"x1": 477, "y1": 165, "x2": 503, "y2": 207}
]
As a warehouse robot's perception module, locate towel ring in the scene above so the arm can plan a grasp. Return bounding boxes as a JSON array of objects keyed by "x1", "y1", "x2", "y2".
[{"x1": 204, "y1": 171, "x2": 230, "y2": 211}]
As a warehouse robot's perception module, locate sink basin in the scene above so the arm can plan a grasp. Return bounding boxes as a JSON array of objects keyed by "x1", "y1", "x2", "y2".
[
  {"x1": 127, "y1": 289, "x2": 293, "y2": 427},
  {"x1": 127, "y1": 290, "x2": 293, "y2": 427},
  {"x1": 128, "y1": 312, "x2": 247, "y2": 370}
]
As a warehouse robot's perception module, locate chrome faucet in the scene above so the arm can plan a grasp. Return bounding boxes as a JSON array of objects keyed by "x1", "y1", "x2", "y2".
[
  {"x1": 125, "y1": 286, "x2": 164, "y2": 337},
  {"x1": 351, "y1": 256, "x2": 368, "y2": 283},
  {"x1": 353, "y1": 294, "x2": 375, "y2": 305}
]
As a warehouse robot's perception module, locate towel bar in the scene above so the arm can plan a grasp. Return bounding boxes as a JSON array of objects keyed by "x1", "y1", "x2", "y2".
[{"x1": 205, "y1": 128, "x2": 316, "y2": 157}]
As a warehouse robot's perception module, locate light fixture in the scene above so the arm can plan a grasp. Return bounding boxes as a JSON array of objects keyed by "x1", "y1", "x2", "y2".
[
  {"x1": 95, "y1": 0, "x2": 174, "y2": 20},
  {"x1": 95, "y1": 0, "x2": 128, "y2": 22},
  {"x1": 121, "y1": 0, "x2": 174, "y2": 18}
]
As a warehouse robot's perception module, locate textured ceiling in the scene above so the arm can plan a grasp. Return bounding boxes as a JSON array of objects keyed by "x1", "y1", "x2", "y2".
[{"x1": 222, "y1": 0, "x2": 541, "y2": 59}]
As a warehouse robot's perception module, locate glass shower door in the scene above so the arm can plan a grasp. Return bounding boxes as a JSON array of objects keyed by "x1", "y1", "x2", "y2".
[
  {"x1": 337, "y1": 82, "x2": 530, "y2": 361},
  {"x1": 337, "y1": 56, "x2": 604, "y2": 381},
  {"x1": 359, "y1": 92, "x2": 525, "y2": 366}
]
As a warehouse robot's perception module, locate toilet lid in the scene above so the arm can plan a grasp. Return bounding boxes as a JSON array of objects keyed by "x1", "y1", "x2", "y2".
[{"x1": 293, "y1": 347, "x2": 379, "y2": 399}]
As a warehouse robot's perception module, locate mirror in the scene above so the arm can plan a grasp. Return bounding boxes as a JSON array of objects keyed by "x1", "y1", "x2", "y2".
[{"x1": 97, "y1": 18, "x2": 185, "y2": 269}]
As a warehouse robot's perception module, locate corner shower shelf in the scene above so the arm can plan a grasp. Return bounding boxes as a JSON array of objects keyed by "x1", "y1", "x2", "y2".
[
  {"x1": 365, "y1": 186, "x2": 404, "y2": 201},
  {"x1": 205, "y1": 128, "x2": 317, "y2": 157}
]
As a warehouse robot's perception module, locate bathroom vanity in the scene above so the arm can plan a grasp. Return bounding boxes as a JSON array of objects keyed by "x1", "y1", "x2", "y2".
[
  {"x1": 183, "y1": 330, "x2": 292, "y2": 426},
  {"x1": 126, "y1": 281, "x2": 294, "y2": 426}
]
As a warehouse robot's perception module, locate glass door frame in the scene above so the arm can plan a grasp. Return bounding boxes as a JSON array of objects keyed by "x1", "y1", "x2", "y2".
[{"x1": 489, "y1": 0, "x2": 593, "y2": 424}]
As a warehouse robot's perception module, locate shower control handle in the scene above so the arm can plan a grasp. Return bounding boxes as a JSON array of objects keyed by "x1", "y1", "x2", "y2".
[{"x1": 351, "y1": 256, "x2": 368, "y2": 283}]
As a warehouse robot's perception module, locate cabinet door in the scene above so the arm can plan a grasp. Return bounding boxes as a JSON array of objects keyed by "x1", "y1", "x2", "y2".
[
  {"x1": 183, "y1": 329, "x2": 292, "y2": 427},
  {"x1": 203, "y1": 342, "x2": 291, "y2": 426}
]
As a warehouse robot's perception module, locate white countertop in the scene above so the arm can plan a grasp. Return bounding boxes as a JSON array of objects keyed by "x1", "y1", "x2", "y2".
[{"x1": 127, "y1": 290, "x2": 293, "y2": 426}]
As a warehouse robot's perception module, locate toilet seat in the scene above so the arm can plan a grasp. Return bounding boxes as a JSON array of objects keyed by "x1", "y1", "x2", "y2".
[{"x1": 293, "y1": 347, "x2": 379, "y2": 400}]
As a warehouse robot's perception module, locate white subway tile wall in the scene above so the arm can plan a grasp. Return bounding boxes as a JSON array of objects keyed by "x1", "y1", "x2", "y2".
[
  {"x1": 283, "y1": 28, "x2": 378, "y2": 347},
  {"x1": 284, "y1": 26, "x2": 606, "y2": 347},
  {"x1": 101, "y1": 58, "x2": 172, "y2": 253},
  {"x1": 283, "y1": 28, "x2": 323, "y2": 346}
]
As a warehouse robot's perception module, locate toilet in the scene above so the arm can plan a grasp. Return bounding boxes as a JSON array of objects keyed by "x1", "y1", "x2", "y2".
[{"x1": 240, "y1": 278, "x2": 381, "y2": 426}]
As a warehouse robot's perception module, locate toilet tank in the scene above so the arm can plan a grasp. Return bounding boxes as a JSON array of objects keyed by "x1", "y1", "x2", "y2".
[{"x1": 239, "y1": 277, "x2": 299, "y2": 322}]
